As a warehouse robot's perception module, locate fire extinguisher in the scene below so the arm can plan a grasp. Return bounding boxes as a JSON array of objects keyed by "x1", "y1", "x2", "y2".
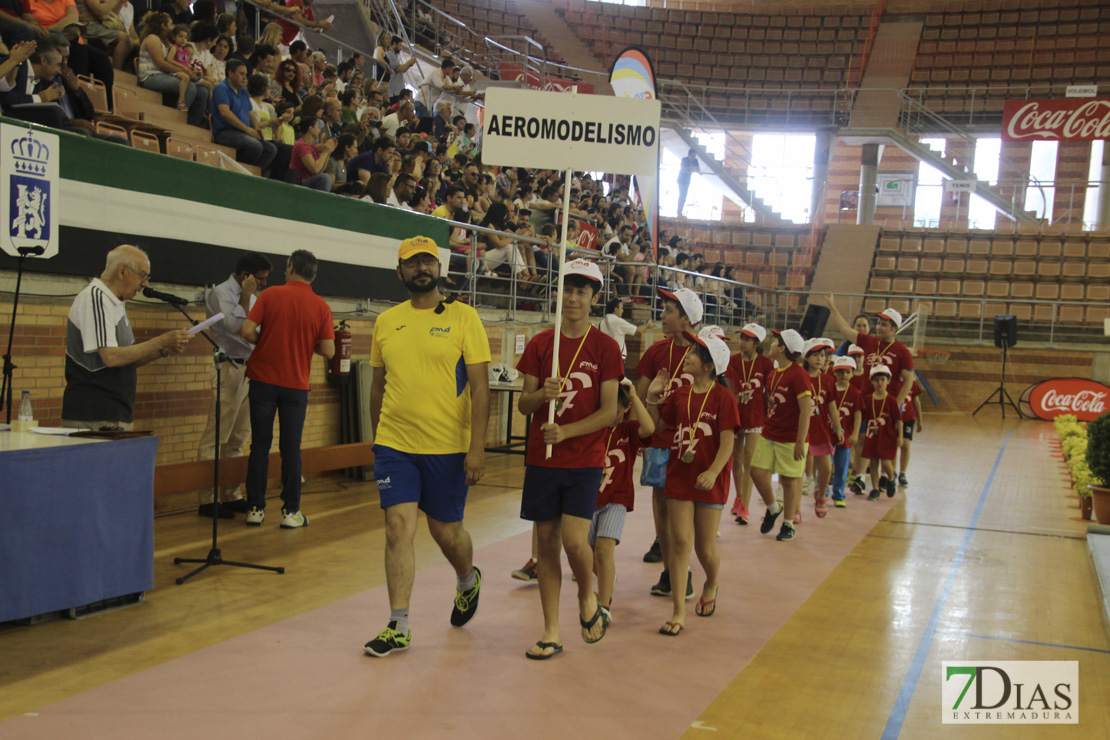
[{"x1": 329, "y1": 320, "x2": 352, "y2": 380}]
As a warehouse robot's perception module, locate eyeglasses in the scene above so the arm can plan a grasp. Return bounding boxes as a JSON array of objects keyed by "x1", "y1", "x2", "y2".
[
  {"x1": 125, "y1": 265, "x2": 150, "y2": 283},
  {"x1": 400, "y1": 254, "x2": 439, "y2": 268}
]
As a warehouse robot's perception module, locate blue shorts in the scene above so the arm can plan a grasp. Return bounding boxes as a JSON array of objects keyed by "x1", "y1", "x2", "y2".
[
  {"x1": 372, "y1": 444, "x2": 468, "y2": 523},
  {"x1": 639, "y1": 447, "x2": 670, "y2": 488},
  {"x1": 521, "y1": 466, "x2": 603, "y2": 522}
]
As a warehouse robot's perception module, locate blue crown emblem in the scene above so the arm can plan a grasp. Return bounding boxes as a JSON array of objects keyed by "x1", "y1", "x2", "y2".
[{"x1": 11, "y1": 132, "x2": 51, "y2": 176}]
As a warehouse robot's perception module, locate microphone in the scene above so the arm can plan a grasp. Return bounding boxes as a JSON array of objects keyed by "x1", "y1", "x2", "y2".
[
  {"x1": 142, "y1": 287, "x2": 189, "y2": 306},
  {"x1": 17, "y1": 246, "x2": 44, "y2": 256}
]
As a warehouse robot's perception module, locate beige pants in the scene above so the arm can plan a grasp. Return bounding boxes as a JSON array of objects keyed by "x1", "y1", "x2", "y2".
[
  {"x1": 195, "y1": 362, "x2": 252, "y2": 503},
  {"x1": 62, "y1": 419, "x2": 135, "y2": 431}
]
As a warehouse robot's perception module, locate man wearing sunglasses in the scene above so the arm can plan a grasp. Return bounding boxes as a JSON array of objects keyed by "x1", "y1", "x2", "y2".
[
  {"x1": 62, "y1": 245, "x2": 192, "y2": 431},
  {"x1": 364, "y1": 236, "x2": 490, "y2": 657}
]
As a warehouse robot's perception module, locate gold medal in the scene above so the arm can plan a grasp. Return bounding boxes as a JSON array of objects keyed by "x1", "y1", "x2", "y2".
[
  {"x1": 554, "y1": 398, "x2": 564, "y2": 411},
  {"x1": 681, "y1": 450, "x2": 695, "y2": 464}
]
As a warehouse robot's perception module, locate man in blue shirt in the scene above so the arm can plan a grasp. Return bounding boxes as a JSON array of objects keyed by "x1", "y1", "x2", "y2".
[{"x1": 211, "y1": 60, "x2": 276, "y2": 170}]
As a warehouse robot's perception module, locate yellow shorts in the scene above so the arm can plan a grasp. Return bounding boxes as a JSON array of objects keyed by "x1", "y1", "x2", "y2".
[{"x1": 752, "y1": 436, "x2": 807, "y2": 479}]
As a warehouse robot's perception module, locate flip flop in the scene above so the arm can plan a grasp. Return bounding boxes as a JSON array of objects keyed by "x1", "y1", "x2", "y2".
[
  {"x1": 580, "y1": 605, "x2": 610, "y2": 644},
  {"x1": 524, "y1": 641, "x2": 563, "y2": 660},
  {"x1": 659, "y1": 621, "x2": 683, "y2": 636},
  {"x1": 696, "y1": 596, "x2": 717, "y2": 617}
]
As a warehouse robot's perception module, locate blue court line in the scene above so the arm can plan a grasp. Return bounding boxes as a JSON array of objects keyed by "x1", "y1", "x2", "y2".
[
  {"x1": 880, "y1": 430, "x2": 1012, "y2": 740},
  {"x1": 933, "y1": 630, "x2": 1110, "y2": 655}
]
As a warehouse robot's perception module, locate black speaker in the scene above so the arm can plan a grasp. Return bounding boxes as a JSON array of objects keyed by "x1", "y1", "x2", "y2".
[
  {"x1": 799, "y1": 304, "x2": 830, "y2": 339},
  {"x1": 993, "y1": 314, "x2": 1018, "y2": 349}
]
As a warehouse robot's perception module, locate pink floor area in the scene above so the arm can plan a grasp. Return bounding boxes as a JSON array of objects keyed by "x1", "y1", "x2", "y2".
[{"x1": 3, "y1": 492, "x2": 897, "y2": 739}]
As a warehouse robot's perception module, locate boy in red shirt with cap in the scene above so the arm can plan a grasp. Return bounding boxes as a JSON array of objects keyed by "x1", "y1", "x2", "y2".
[
  {"x1": 861, "y1": 365, "x2": 903, "y2": 500},
  {"x1": 829, "y1": 356, "x2": 863, "y2": 507}
]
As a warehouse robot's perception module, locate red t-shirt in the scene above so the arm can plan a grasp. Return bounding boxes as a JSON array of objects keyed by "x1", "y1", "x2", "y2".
[
  {"x1": 597, "y1": 420, "x2": 644, "y2": 511},
  {"x1": 831, "y1": 383, "x2": 864, "y2": 449},
  {"x1": 807, "y1": 371, "x2": 835, "y2": 447},
  {"x1": 861, "y1": 392, "x2": 903, "y2": 460},
  {"x1": 635, "y1": 337, "x2": 696, "y2": 448},
  {"x1": 850, "y1": 371, "x2": 871, "y2": 397},
  {"x1": 517, "y1": 327, "x2": 624, "y2": 469},
  {"x1": 278, "y1": 0, "x2": 314, "y2": 45},
  {"x1": 245, "y1": 281, "x2": 334, "y2": 390},
  {"x1": 901, "y1": 381, "x2": 922, "y2": 422},
  {"x1": 725, "y1": 352, "x2": 774, "y2": 430},
  {"x1": 855, "y1": 334, "x2": 914, "y2": 398},
  {"x1": 290, "y1": 140, "x2": 319, "y2": 181},
  {"x1": 761, "y1": 362, "x2": 813, "y2": 444},
  {"x1": 658, "y1": 383, "x2": 740, "y2": 505}
]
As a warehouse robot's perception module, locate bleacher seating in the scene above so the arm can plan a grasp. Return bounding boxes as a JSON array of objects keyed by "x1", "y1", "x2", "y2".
[{"x1": 428, "y1": 0, "x2": 566, "y2": 69}]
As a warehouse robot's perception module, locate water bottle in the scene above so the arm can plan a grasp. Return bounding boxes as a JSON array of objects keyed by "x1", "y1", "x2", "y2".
[{"x1": 18, "y1": 391, "x2": 33, "y2": 423}]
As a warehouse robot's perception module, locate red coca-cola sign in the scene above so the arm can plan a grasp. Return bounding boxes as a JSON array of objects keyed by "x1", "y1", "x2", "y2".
[
  {"x1": 1020, "y1": 377, "x2": 1110, "y2": 421},
  {"x1": 1002, "y1": 98, "x2": 1110, "y2": 141}
]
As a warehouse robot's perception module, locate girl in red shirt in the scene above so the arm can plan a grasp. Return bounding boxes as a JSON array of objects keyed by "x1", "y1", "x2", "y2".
[
  {"x1": 802, "y1": 339, "x2": 843, "y2": 519},
  {"x1": 861, "y1": 365, "x2": 903, "y2": 499},
  {"x1": 725, "y1": 323, "x2": 773, "y2": 525},
  {"x1": 647, "y1": 327, "x2": 739, "y2": 636}
]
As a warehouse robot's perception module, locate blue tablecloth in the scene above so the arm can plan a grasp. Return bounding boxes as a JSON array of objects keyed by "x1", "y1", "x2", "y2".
[{"x1": 0, "y1": 435, "x2": 159, "y2": 623}]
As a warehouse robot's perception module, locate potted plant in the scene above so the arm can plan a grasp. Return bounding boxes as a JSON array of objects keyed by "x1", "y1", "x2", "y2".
[
  {"x1": 1086, "y1": 411, "x2": 1110, "y2": 525},
  {"x1": 1073, "y1": 461, "x2": 1093, "y2": 521}
]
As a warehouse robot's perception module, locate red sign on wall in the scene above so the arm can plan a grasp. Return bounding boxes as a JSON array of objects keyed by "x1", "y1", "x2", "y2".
[
  {"x1": 1002, "y1": 98, "x2": 1110, "y2": 141},
  {"x1": 499, "y1": 63, "x2": 596, "y2": 95},
  {"x1": 1020, "y1": 377, "x2": 1110, "y2": 421}
]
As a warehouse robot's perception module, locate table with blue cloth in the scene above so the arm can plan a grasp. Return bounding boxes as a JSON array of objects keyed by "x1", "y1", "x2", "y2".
[{"x1": 0, "y1": 431, "x2": 159, "y2": 623}]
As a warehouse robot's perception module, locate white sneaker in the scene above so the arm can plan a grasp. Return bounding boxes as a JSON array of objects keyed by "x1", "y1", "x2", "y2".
[
  {"x1": 245, "y1": 507, "x2": 265, "y2": 526},
  {"x1": 280, "y1": 508, "x2": 308, "y2": 529},
  {"x1": 802, "y1": 477, "x2": 816, "y2": 496}
]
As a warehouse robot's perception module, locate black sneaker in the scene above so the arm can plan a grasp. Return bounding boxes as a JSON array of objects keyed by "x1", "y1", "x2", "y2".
[
  {"x1": 642, "y1": 539, "x2": 662, "y2": 563},
  {"x1": 849, "y1": 475, "x2": 865, "y2": 495},
  {"x1": 898, "y1": 473, "x2": 908, "y2": 487},
  {"x1": 886, "y1": 478, "x2": 897, "y2": 498},
  {"x1": 735, "y1": 514, "x2": 748, "y2": 525},
  {"x1": 776, "y1": 523, "x2": 796, "y2": 541},
  {"x1": 879, "y1": 475, "x2": 890, "y2": 491},
  {"x1": 868, "y1": 488, "x2": 881, "y2": 500},
  {"x1": 450, "y1": 566, "x2": 482, "y2": 627},
  {"x1": 685, "y1": 570, "x2": 694, "y2": 600},
  {"x1": 760, "y1": 504, "x2": 783, "y2": 534},
  {"x1": 197, "y1": 503, "x2": 234, "y2": 519},
  {"x1": 650, "y1": 569, "x2": 671, "y2": 597},
  {"x1": 364, "y1": 621, "x2": 411, "y2": 657}
]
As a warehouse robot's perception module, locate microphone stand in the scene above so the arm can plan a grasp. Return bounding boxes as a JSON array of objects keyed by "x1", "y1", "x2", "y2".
[
  {"x1": 1, "y1": 252, "x2": 34, "y2": 424},
  {"x1": 165, "y1": 300, "x2": 284, "y2": 584}
]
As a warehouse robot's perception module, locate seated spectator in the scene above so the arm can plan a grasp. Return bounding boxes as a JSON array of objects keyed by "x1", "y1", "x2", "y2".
[
  {"x1": 138, "y1": 11, "x2": 208, "y2": 126},
  {"x1": 79, "y1": 0, "x2": 133, "y2": 70},
  {"x1": 290, "y1": 115, "x2": 334, "y2": 191},
  {"x1": 272, "y1": 100, "x2": 296, "y2": 144},
  {"x1": 214, "y1": 11, "x2": 234, "y2": 50},
  {"x1": 21, "y1": 0, "x2": 115, "y2": 100},
  {"x1": 309, "y1": 49, "x2": 324, "y2": 85},
  {"x1": 339, "y1": 85, "x2": 359, "y2": 123},
  {"x1": 320, "y1": 94, "x2": 342, "y2": 138},
  {"x1": 0, "y1": 0, "x2": 36, "y2": 43},
  {"x1": 345, "y1": 133, "x2": 394, "y2": 185},
  {"x1": 273, "y1": 57, "x2": 303, "y2": 106},
  {"x1": 324, "y1": 131, "x2": 360, "y2": 194},
  {"x1": 256, "y1": 20, "x2": 281, "y2": 51},
  {"x1": 191, "y1": 0, "x2": 215, "y2": 26},
  {"x1": 211, "y1": 58, "x2": 276, "y2": 170},
  {"x1": 210, "y1": 32, "x2": 230, "y2": 81},
  {"x1": 361, "y1": 171, "x2": 390, "y2": 204},
  {"x1": 431, "y1": 100, "x2": 453, "y2": 139},
  {"x1": 406, "y1": 184, "x2": 430, "y2": 214},
  {"x1": 159, "y1": 0, "x2": 191, "y2": 25},
  {"x1": 188, "y1": 22, "x2": 220, "y2": 94},
  {"x1": 247, "y1": 72, "x2": 292, "y2": 178},
  {"x1": 228, "y1": 31, "x2": 250, "y2": 69}
]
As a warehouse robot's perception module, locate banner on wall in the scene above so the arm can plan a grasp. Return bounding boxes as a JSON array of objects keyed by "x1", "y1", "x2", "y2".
[
  {"x1": 1002, "y1": 98, "x2": 1110, "y2": 141},
  {"x1": 876, "y1": 173, "x2": 916, "y2": 207},
  {"x1": 499, "y1": 63, "x2": 596, "y2": 95},
  {"x1": 1018, "y1": 377, "x2": 1110, "y2": 421},
  {"x1": 1, "y1": 124, "x2": 59, "y2": 259},
  {"x1": 481, "y1": 87, "x2": 661, "y2": 174},
  {"x1": 609, "y1": 46, "x2": 659, "y2": 258}
]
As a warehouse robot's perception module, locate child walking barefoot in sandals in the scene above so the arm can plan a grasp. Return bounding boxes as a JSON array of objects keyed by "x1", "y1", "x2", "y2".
[
  {"x1": 801, "y1": 339, "x2": 843, "y2": 519},
  {"x1": 646, "y1": 326, "x2": 739, "y2": 636},
  {"x1": 726, "y1": 323, "x2": 773, "y2": 525}
]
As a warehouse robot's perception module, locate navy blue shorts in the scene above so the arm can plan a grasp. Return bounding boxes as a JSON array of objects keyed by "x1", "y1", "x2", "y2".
[
  {"x1": 521, "y1": 466, "x2": 603, "y2": 522},
  {"x1": 372, "y1": 444, "x2": 469, "y2": 523}
]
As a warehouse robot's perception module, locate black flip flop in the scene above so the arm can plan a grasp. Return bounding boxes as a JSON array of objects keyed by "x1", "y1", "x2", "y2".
[
  {"x1": 525, "y1": 641, "x2": 563, "y2": 660},
  {"x1": 580, "y1": 605, "x2": 610, "y2": 644}
]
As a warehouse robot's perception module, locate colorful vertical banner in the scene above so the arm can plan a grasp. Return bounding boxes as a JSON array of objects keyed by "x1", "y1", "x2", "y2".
[{"x1": 609, "y1": 47, "x2": 659, "y2": 258}]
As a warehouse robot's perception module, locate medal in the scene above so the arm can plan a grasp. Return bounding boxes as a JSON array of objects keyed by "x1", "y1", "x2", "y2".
[
  {"x1": 554, "y1": 398, "x2": 563, "y2": 411},
  {"x1": 681, "y1": 450, "x2": 695, "y2": 464}
]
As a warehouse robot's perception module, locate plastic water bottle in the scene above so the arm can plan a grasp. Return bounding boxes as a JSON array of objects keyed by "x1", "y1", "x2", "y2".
[{"x1": 18, "y1": 391, "x2": 32, "y2": 423}]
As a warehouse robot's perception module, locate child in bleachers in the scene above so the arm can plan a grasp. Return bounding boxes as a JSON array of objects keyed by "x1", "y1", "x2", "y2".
[
  {"x1": 168, "y1": 24, "x2": 194, "y2": 111},
  {"x1": 861, "y1": 365, "x2": 903, "y2": 500},
  {"x1": 829, "y1": 356, "x2": 862, "y2": 508},
  {"x1": 897, "y1": 379, "x2": 924, "y2": 487},
  {"x1": 801, "y1": 339, "x2": 841, "y2": 518}
]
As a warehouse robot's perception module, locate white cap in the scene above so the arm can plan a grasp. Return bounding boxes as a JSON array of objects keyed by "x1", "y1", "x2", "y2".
[
  {"x1": 702, "y1": 324, "x2": 726, "y2": 338},
  {"x1": 848, "y1": 343, "x2": 865, "y2": 356},
  {"x1": 832, "y1": 356, "x2": 857, "y2": 371},
  {"x1": 870, "y1": 364, "x2": 892, "y2": 378},
  {"x1": 802, "y1": 338, "x2": 825, "y2": 356},
  {"x1": 684, "y1": 326, "x2": 731, "y2": 376},
  {"x1": 736, "y1": 323, "x2": 767, "y2": 343},
  {"x1": 818, "y1": 337, "x2": 837, "y2": 352},
  {"x1": 877, "y1": 307, "x2": 903, "y2": 328},
  {"x1": 564, "y1": 258, "x2": 604, "y2": 286},
  {"x1": 774, "y1": 328, "x2": 806, "y2": 356},
  {"x1": 658, "y1": 287, "x2": 704, "y2": 326}
]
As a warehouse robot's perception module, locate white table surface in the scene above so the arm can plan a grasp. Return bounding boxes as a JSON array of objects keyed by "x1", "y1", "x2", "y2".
[{"x1": 0, "y1": 430, "x2": 105, "y2": 452}]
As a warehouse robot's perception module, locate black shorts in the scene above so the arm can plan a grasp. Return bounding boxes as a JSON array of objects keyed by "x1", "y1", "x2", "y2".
[
  {"x1": 521, "y1": 466, "x2": 603, "y2": 522},
  {"x1": 902, "y1": 421, "x2": 915, "y2": 441}
]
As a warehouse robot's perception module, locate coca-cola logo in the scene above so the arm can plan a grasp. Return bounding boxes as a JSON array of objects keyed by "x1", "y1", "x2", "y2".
[
  {"x1": 1003, "y1": 99, "x2": 1110, "y2": 142},
  {"x1": 1022, "y1": 378, "x2": 1110, "y2": 422}
]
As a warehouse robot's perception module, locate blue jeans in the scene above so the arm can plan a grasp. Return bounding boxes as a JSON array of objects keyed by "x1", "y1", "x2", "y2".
[
  {"x1": 246, "y1": 380, "x2": 309, "y2": 512},
  {"x1": 299, "y1": 172, "x2": 332, "y2": 191},
  {"x1": 214, "y1": 128, "x2": 277, "y2": 169},
  {"x1": 831, "y1": 446, "x2": 851, "y2": 500},
  {"x1": 139, "y1": 71, "x2": 209, "y2": 127}
]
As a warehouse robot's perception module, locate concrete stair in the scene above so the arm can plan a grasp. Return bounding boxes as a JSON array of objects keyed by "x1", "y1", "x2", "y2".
[
  {"x1": 808, "y1": 224, "x2": 882, "y2": 314},
  {"x1": 512, "y1": 0, "x2": 613, "y2": 93}
]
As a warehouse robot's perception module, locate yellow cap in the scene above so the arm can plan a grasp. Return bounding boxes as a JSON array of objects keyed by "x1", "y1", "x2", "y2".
[{"x1": 398, "y1": 236, "x2": 439, "y2": 261}]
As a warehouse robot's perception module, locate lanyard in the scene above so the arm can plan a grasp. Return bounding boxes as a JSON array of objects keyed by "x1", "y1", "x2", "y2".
[
  {"x1": 555, "y1": 326, "x2": 591, "y2": 400},
  {"x1": 604, "y1": 426, "x2": 618, "y2": 458},
  {"x1": 738, "y1": 353, "x2": 757, "y2": 388},
  {"x1": 768, "y1": 366, "x2": 787, "y2": 400},
  {"x1": 871, "y1": 394, "x2": 888, "y2": 422},
  {"x1": 685, "y1": 385, "x2": 712, "y2": 455},
  {"x1": 667, "y1": 338, "x2": 692, "y2": 388}
]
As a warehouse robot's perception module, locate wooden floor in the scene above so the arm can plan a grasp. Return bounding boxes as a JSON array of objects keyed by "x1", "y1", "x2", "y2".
[{"x1": 2, "y1": 415, "x2": 1108, "y2": 738}]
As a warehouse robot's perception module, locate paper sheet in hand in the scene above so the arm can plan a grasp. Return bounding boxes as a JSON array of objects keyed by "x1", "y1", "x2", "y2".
[{"x1": 189, "y1": 313, "x2": 223, "y2": 335}]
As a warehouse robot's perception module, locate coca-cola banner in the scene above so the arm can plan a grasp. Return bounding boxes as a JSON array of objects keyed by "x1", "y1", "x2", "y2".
[
  {"x1": 1019, "y1": 377, "x2": 1110, "y2": 422},
  {"x1": 499, "y1": 63, "x2": 596, "y2": 95},
  {"x1": 1002, "y1": 98, "x2": 1110, "y2": 141}
]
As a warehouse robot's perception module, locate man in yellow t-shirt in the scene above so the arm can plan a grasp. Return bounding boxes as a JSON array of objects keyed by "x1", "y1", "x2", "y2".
[{"x1": 364, "y1": 235, "x2": 491, "y2": 658}]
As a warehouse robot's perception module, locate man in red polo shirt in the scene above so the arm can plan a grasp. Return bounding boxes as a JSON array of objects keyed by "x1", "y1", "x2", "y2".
[{"x1": 240, "y1": 250, "x2": 335, "y2": 528}]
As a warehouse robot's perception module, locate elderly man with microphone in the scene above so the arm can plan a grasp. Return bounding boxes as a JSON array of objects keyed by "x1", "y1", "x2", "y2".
[{"x1": 62, "y1": 245, "x2": 193, "y2": 431}]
